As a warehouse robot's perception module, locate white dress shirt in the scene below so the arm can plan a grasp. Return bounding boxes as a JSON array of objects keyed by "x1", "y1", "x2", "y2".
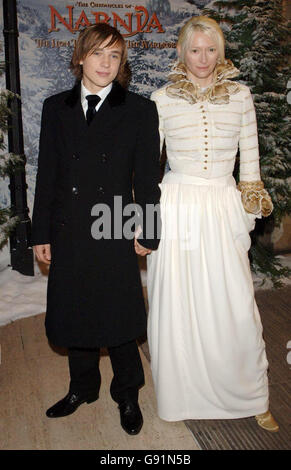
[{"x1": 81, "y1": 81, "x2": 113, "y2": 117}]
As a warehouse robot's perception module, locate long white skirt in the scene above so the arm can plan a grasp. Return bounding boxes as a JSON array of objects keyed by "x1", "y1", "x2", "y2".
[{"x1": 147, "y1": 171, "x2": 269, "y2": 421}]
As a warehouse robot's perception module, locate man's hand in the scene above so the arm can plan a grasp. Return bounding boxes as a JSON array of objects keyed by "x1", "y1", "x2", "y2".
[
  {"x1": 134, "y1": 238, "x2": 152, "y2": 256},
  {"x1": 34, "y1": 244, "x2": 51, "y2": 264}
]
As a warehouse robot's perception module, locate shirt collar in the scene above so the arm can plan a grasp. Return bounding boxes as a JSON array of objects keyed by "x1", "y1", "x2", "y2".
[{"x1": 81, "y1": 81, "x2": 113, "y2": 106}]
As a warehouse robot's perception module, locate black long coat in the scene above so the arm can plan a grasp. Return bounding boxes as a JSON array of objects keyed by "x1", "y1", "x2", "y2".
[{"x1": 31, "y1": 81, "x2": 160, "y2": 348}]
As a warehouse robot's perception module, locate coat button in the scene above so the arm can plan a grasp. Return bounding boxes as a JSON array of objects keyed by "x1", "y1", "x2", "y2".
[
  {"x1": 72, "y1": 186, "x2": 79, "y2": 195},
  {"x1": 72, "y1": 154, "x2": 79, "y2": 160},
  {"x1": 97, "y1": 186, "x2": 105, "y2": 195}
]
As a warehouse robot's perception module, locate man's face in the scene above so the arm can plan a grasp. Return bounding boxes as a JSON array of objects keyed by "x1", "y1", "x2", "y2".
[
  {"x1": 179, "y1": 31, "x2": 219, "y2": 86},
  {"x1": 80, "y1": 36, "x2": 123, "y2": 93}
]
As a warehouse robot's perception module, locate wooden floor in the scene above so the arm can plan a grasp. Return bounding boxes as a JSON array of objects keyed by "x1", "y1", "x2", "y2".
[
  {"x1": 0, "y1": 313, "x2": 199, "y2": 450},
  {"x1": 1, "y1": 285, "x2": 290, "y2": 450},
  {"x1": 184, "y1": 287, "x2": 291, "y2": 450}
]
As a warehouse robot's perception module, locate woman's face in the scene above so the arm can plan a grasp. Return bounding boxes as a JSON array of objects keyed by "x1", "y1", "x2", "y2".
[{"x1": 180, "y1": 31, "x2": 219, "y2": 87}]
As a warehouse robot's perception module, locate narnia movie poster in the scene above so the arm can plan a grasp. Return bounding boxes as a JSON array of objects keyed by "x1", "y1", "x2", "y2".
[{"x1": 0, "y1": 0, "x2": 210, "y2": 213}]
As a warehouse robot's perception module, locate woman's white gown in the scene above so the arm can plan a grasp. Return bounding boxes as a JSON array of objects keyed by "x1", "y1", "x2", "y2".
[{"x1": 147, "y1": 80, "x2": 269, "y2": 421}]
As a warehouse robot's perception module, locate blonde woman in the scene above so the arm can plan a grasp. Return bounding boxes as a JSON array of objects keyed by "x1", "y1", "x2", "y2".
[{"x1": 147, "y1": 16, "x2": 279, "y2": 432}]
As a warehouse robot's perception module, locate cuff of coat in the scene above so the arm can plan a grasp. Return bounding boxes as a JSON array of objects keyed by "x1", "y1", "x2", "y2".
[
  {"x1": 30, "y1": 230, "x2": 50, "y2": 247},
  {"x1": 136, "y1": 235, "x2": 160, "y2": 251},
  {"x1": 135, "y1": 221, "x2": 161, "y2": 251},
  {"x1": 135, "y1": 203, "x2": 161, "y2": 250},
  {"x1": 237, "y1": 180, "x2": 273, "y2": 217}
]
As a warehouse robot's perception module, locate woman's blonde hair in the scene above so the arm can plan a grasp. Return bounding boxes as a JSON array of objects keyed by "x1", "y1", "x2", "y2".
[
  {"x1": 177, "y1": 16, "x2": 225, "y2": 63},
  {"x1": 70, "y1": 23, "x2": 131, "y2": 88}
]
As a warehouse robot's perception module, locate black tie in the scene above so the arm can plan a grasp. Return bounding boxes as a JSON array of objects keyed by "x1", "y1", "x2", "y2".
[{"x1": 86, "y1": 95, "x2": 101, "y2": 125}]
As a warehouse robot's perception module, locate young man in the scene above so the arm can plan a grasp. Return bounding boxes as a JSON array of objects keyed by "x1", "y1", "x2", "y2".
[{"x1": 31, "y1": 23, "x2": 160, "y2": 435}]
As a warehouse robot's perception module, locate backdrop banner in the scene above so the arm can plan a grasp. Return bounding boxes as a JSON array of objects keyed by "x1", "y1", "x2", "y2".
[{"x1": 1, "y1": 0, "x2": 209, "y2": 214}]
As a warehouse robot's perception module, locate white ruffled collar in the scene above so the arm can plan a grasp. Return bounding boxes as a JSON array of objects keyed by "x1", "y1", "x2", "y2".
[{"x1": 166, "y1": 59, "x2": 241, "y2": 105}]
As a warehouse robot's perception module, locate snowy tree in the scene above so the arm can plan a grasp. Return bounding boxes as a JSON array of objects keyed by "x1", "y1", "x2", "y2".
[
  {"x1": 186, "y1": 0, "x2": 210, "y2": 6},
  {"x1": 203, "y1": 0, "x2": 291, "y2": 286},
  {"x1": 129, "y1": 4, "x2": 196, "y2": 97},
  {"x1": 17, "y1": 3, "x2": 75, "y2": 167},
  {"x1": 0, "y1": 46, "x2": 22, "y2": 250},
  {"x1": 146, "y1": 0, "x2": 171, "y2": 16},
  {"x1": 129, "y1": 31, "x2": 176, "y2": 96}
]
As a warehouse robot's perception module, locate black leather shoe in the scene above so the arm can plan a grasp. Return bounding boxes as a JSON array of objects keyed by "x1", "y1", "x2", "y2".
[
  {"x1": 118, "y1": 401, "x2": 143, "y2": 435},
  {"x1": 46, "y1": 391, "x2": 98, "y2": 418}
]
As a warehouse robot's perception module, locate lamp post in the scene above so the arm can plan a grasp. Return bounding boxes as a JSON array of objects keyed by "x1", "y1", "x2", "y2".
[{"x1": 3, "y1": 0, "x2": 33, "y2": 275}]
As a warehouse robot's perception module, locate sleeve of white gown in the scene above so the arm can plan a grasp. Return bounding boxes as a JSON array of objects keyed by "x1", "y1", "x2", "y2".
[
  {"x1": 237, "y1": 87, "x2": 273, "y2": 217},
  {"x1": 151, "y1": 91, "x2": 165, "y2": 156},
  {"x1": 239, "y1": 86, "x2": 261, "y2": 182}
]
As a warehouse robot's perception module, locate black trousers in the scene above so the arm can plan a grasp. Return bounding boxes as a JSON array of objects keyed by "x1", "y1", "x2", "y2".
[{"x1": 68, "y1": 340, "x2": 144, "y2": 404}]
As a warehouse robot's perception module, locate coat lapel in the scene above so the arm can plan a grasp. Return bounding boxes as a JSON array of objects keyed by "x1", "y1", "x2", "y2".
[
  {"x1": 61, "y1": 81, "x2": 127, "y2": 140},
  {"x1": 60, "y1": 82, "x2": 87, "y2": 149},
  {"x1": 87, "y1": 81, "x2": 127, "y2": 136}
]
